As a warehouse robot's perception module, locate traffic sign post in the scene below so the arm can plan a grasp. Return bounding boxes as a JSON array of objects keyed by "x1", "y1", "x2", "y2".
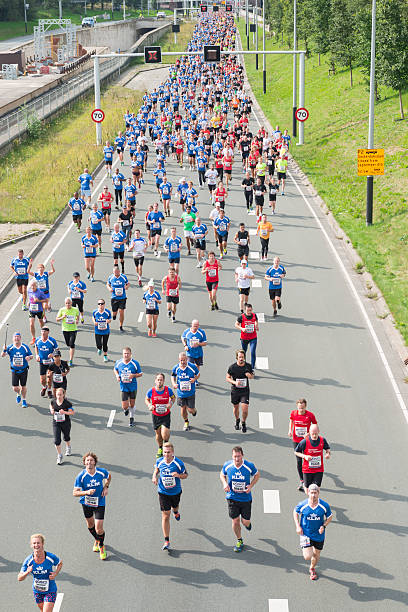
[
  {"x1": 295, "y1": 107, "x2": 309, "y2": 122},
  {"x1": 91, "y1": 108, "x2": 105, "y2": 123},
  {"x1": 357, "y1": 149, "x2": 384, "y2": 176},
  {"x1": 93, "y1": 56, "x2": 102, "y2": 145}
]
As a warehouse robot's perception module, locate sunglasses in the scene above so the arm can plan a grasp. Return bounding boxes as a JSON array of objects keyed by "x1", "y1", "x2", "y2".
[{"x1": 98, "y1": 302, "x2": 105, "y2": 305}]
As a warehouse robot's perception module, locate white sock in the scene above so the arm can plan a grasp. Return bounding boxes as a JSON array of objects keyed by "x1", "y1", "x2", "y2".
[{"x1": 129, "y1": 407, "x2": 135, "y2": 418}]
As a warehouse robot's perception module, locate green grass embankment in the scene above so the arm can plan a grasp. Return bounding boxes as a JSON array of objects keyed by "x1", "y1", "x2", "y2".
[
  {"x1": 237, "y1": 21, "x2": 408, "y2": 344},
  {"x1": 0, "y1": 20, "x2": 193, "y2": 226}
]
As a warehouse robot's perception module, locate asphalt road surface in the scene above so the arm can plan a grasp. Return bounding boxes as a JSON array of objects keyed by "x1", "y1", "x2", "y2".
[{"x1": 0, "y1": 95, "x2": 407, "y2": 612}]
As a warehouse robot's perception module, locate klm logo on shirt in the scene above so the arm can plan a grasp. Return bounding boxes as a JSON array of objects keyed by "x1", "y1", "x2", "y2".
[
  {"x1": 307, "y1": 513, "x2": 320, "y2": 521},
  {"x1": 233, "y1": 471, "x2": 246, "y2": 480},
  {"x1": 88, "y1": 478, "x2": 101, "y2": 487},
  {"x1": 35, "y1": 566, "x2": 48, "y2": 575}
]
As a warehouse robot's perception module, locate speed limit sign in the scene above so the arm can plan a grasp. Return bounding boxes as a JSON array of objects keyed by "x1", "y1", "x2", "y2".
[
  {"x1": 295, "y1": 107, "x2": 309, "y2": 122},
  {"x1": 91, "y1": 108, "x2": 105, "y2": 123}
]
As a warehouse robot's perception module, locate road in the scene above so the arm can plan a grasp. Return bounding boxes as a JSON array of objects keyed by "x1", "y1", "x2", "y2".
[{"x1": 0, "y1": 73, "x2": 407, "y2": 612}]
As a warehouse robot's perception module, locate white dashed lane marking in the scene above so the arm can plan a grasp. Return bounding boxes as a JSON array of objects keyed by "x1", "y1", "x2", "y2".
[
  {"x1": 107, "y1": 410, "x2": 116, "y2": 428},
  {"x1": 268, "y1": 600, "x2": 289, "y2": 612},
  {"x1": 252, "y1": 279, "x2": 262, "y2": 288},
  {"x1": 263, "y1": 490, "x2": 281, "y2": 513},
  {"x1": 250, "y1": 251, "x2": 260, "y2": 259},
  {"x1": 258, "y1": 412, "x2": 274, "y2": 429},
  {"x1": 255, "y1": 357, "x2": 269, "y2": 369},
  {"x1": 54, "y1": 593, "x2": 64, "y2": 612},
  {"x1": 257, "y1": 312, "x2": 265, "y2": 323},
  {"x1": 138, "y1": 312, "x2": 144, "y2": 323}
]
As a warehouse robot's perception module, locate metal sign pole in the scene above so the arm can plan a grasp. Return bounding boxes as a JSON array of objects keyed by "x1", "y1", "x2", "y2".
[
  {"x1": 262, "y1": 0, "x2": 266, "y2": 93},
  {"x1": 297, "y1": 52, "x2": 305, "y2": 145},
  {"x1": 292, "y1": 0, "x2": 297, "y2": 138},
  {"x1": 93, "y1": 56, "x2": 102, "y2": 145},
  {"x1": 255, "y1": 0, "x2": 258, "y2": 70},
  {"x1": 366, "y1": 0, "x2": 376, "y2": 226}
]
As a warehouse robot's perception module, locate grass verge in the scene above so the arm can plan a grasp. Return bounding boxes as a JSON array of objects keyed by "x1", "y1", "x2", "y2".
[{"x1": 237, "y1": 22, "x2": 408, "y2": 345}]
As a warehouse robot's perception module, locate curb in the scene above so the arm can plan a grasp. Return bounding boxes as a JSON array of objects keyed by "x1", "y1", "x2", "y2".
[
  {"x1": 236, "y1": 33, "x2": 408, "y2": 368},
  {"x1": 0, "y1": 229, "x2": 46, "y2": 250},
  {"x1": 0, "y1": 157, "x2": 105, "y2": 305}
]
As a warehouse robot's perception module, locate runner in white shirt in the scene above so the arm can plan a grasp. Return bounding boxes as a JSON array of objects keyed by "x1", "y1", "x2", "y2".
[
  {"x1": 234, "y1": 259, "x2": 255, "y2": 313},
  {"x1": 127, "y1": 229, "x2": 148, "y2": 287},
  {"x1": 209, "y1": 203, "x2": 221, "y2": 244},
  {"x1": 205, "y1": 164, "x2": 218, "y2": 204}
]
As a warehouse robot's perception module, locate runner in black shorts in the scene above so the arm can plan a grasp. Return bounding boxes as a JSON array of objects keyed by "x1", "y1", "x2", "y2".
[
  {"x1": 145, "y1": 373, "x2": 176, "y2": 458},
  {"x1": 234, "y1": 223, "x2": 250, "y2": 260},
  {"x1": 73, "y1": 452, "x2": 111, "y2": 561},
  {"x1": 50, "y1": 387, "x2": 74, "y2": 465},
  {"x1": 47, "y1": 349, "x2": 70, "y2": 397},
  {"x1": 226, "y1": 350, "x2": 254, "y2": 433}
]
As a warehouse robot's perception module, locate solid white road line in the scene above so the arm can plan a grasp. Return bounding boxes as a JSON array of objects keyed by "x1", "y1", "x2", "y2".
[
  {"x1": 248, "y1": 210, "x2": 256, "y2": 216},
  {"x1": 263, "y1": 490, "x2": 281, "y2": 513},
  {"x1": 107, "y1": 410, "x2": 116, "y2": 428},
  {"x1": 251, "y1": 105, "x2": 408, "y2": 426},
  {"x1": 257, "y1": 312, "x2": 265, "y2": 323},
  {"x1": 164, "y1": 228, "x2": 168, "y2": 235},
  {"x1": 250, "y1": 251, "x2": 260, "y2": 259},
  {"x1": 252, "y1": 279, "x2": 262, "y2": 288},
  {"x1": 137, "y1": 312, "x2": 144, "y2": 323},
  {"x1": 255, "y1": 357, "x2": 269, "y2": 369},
  {"x1": 259, "y1": 412, "x2": 274, "y2": 429},
  {"x1": 249, "y1": 228, "x2": 257, "y2": 235},
  {"x1": 268, "y1": 599, "x2": 289, "y2": 612},
  {"x1": 54, "y1": 593, "x2": 64, "y2": 612},
  {"x1": 157, "y1": 251, "x2": 161, "y2": 258}
]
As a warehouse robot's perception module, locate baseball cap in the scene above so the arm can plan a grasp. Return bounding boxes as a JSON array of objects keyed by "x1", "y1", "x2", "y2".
[
  {"x1": 147, "y1": 279, "x2": 155, "y2": 287},
  {"x1": 73, "y1": 272, "x2": 80, "y2": 278},
  {"x1": 53, "y1": 349, "x2": 61, "y2": 357}
]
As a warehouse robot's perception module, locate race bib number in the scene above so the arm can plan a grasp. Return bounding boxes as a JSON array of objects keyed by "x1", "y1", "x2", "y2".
[
  {"x1": 261, "y1": 229, "x2": 268, "y2": 236},
  {"x1": 33, "y1": 579, "x2": 49, "y2": 592},
  {"x1": 218, "y1": 223, "x2": 226, "y2": 232},
  {"x1": 235, "y1": 378, "x2": 247, "y2": 388},
  {"x1": 231, "y1": 480, "x2": 246, "y2": 492},
  {"x1": 309, "y1": 456, "x2": 322, "y2": 468},
  {"x1": 179, "y1": 380, "x2": 191, "y2": 392},
  {"x1": 169, "y1": 288, "x2": 178, "y2": 297},
  {"x1": 147, "y1": 299, "x2": 156, "y2": 310},
  {"x1": 121, "y1": 372, "x2": 131, "y2": 383},
  {"x1": 245, "y1": 186, "x2": 252, "y2": 191},
  {"x1": 72, "y1": 289, "x2": 81, "y2": 299},
  {"x1": 239, "y1": 238, "x2": 247, "y2": 245},
  {"x1": 272, "y1": 278, "x2": 281, "y2": 285},
  {"x1": 42, "y1": 358, "x2": 52, "y2": 365},
  {"x1": 38, "y1": 279, "x2": 46, "y2": 289},
  {"x1": 300, "y1": 535, "x2": 311, "y2": 548},
  {"x1": 114, "y1": 287, "x2": 123, "y2": 297},
  {"x1": 170, "y1": 243, "x2": 178, "y2": 252},
  {"x1": 84, "y1": 495, "x2": 99, "y2": 507},
  {"x1": 53, "y1": 373, "x2": 63, "y2": 383},
  {"x1": 295, "y1": 426, "x2": 307, "y2": 437},
  {"x1": 191, "y1": 338, "x2": 199, "y2": 347},
  {"x1": 153, "y1": 222, "x2": 160, "y2": 229},
  {"x1": 154, "y1": 403, "x2": 168, "y2": 414},
  {"x1": 85, "y1": 246, "x2": 93, "y2": 254},
  {"x1": 255, "y1": 190, "x2": 262, "y2": 196},
  {"x1": 162, "y1": 475, "x2": 176, "y2": 489},
  {"x1": 16, "y1": 267, "x2": 26, "y2": 275},
  {"x1": 65, "y1": 315, "x2": 75, "y2": 324},
  {"x1": 97, "y1": 321, "x2": 107, "y2": 331},
  {"x1": 13, "y1": 357, "x2": 23, "y2": 367},
  {"x1": 54, "y1": 413, "x2": 65, "y2": 422},
  {"x1": 244, "y1": 324, "x2": 255, "y2": 334},
  {"x1": 208, "y1": 268, "x2": 216, "y2": 277},
  {"x1": 30, "y1": 303, "x2": 39, "y2": 312},
  {"x1": 122, "y1": 220, "x2": 130, "y2": 227}
]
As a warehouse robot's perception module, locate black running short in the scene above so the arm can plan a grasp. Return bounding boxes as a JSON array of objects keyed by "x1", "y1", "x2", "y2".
[
  {"x1": 159, "y1": 492, "x2": 181, "y2": 512},
  {"x1": 227, "y1": 499, "x2": 252, "y2": 520},
  {"x1": 82, "y1": 504, "x2": 105, "y2": 520}
]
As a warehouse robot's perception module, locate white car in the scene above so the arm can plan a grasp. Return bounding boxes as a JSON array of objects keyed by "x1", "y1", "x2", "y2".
[
  {"x1": 156, "y1": 11, "x2": 166, "y2": 18},
  {"x1": 82, "y1": 17, "x2": 96, "y2": 27}
]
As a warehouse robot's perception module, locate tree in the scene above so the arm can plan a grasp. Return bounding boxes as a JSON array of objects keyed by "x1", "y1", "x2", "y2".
[
  {"x1": 329, "y1": 0, "x2": 358, "y2": 87},
  {"x1": 306, "y1": 0, "x2": 331, "y2": 64},
  {"x1": 376, "y1": 0, "x2": 408, "y2": 119}
]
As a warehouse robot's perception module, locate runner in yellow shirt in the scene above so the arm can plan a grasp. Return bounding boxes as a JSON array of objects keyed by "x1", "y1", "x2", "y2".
[
  {"x1": 56, "y1": 297, "x2": 79, "y2": 366},
  {"x1": 276, "y1": 156, "x2": 288, "y2": 195},
  {"x1": 256, "y1": 214, "x2": 274, "y2": 260}
]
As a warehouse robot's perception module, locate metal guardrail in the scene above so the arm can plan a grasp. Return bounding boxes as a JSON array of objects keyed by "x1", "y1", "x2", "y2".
[{"x1": 0, "y1": 53, "x2": 127, "y2": 150}]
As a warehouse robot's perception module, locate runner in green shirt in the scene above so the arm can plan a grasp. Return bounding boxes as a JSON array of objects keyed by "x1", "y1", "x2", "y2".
[
  {"x1": 256, "y1": 156, "x2": 267, "y2": 184},
  {"x1": 56, "y1": 297, "x2": 79, "y2": 366},
  {"x1": 180, "y1": 205, "x2": 197, "y2": 255},
  {"x1": 276, "y1": 156, "x2": 288, "y2": 195}
]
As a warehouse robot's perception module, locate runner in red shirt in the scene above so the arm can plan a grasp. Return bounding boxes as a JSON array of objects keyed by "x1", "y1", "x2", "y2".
[
  {"x1": 161, "y1": 267, "x2": 181, "y2": 323},
  {"x1": 175, "y1": 137, "x2": 184, "y2": 168},
  {"x1": 214, "y1": 181, "x2": 228, "y2": 210},
  {"x1": 145, "y1": 373, "x2": 176, "y2": 458},
  {"x1": 295, "y1": 424, "x2": 331, "y2": 492},
  {"x1": 288, "y1": 399, "x2": 318, "y2": 491},
  {"x1": 248, "y1": 151, "x2": 258, "y2": 179},
  {"x1": 222, "y1": 153, "x2": 233, "y2": 188},
  {"x1": 202, "y1": 251, "x2": 222, "y2": 311},
  {"x1": 98, "y1": 186, "x2": 114, "y2": 233},
  {"x1": 215, "y1": 152, "x2": 224, "y2": 182}
]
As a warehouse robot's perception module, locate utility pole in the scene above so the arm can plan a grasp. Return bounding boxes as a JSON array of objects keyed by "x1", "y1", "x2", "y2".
[
  {"x1": 366, "y1": 0, "x2": 376, "y2": 226},
  {"x1": 245, "y1": 0, "x2": 249, "y2": 50},
  {"x1": 24, "y1": 1, "x2": 28, "y2": 33},
  {"x1": 123, "y1": 0, "x2": 125, "y2": 20},
  {"x1": 255, "y1": 0, "x2": 258, "y2": 70},
  {"x1": 59, "y1": 0, "x2": 62, "y2": 19},
  {"x1": 174, "y1": 9, "x2": 177, "y2": 44},
  {"x1": 262, "y1": 0, "x2": 266, "y2": 93},
  {"x1": 292, "y1": 0, "x2": 297, "y2": 138}
]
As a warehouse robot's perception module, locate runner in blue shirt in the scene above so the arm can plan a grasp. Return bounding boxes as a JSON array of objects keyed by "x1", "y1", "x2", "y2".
[
  {"x1": 171, "y1": 352, "x2": 199, "y2": 432},
  {"x1": 164, "y1": 226, "x2": 182, "y2": 272},
  {"x1": 30, "y1": 260, "x2": 55, "y2": 317},
  {"x1": 77, "y1": 167, "x2": 93, "y2": 206},
  {"x1": 123, "y1": 179, "x2": 137, "y2": 208},
  {"x1": 293, "y1": 484, "x2": 333, "y2": 580},
  {"x1": 159, "y1": 177, "x2": 173, "y2": 217},
  {"x1": 68, "y1": 192, "x2": 86, "y2": 231},
  {"x1": 112, "y1": 168, "x2": 126, "y2": 209},
  {"x1": 103, "y1": 141, "x2": 114, "y2": 177},
  {"x1": 89, "y1": 203, "x2": 103, "y2": 253},
  {"x1": 143, "y1": 280, "x2": 162, "y2": 337},
  {"x1": 73, "y1": 451, "x2": 111, "y2": 560},
  {"x1": 106, "y1": 266, "x2": 129, "y2": 332},
  {"x1": 10, "y1": 249, "x2": 32, "y2": 310},
  {"x1": 110, "y1": 223, "x2": 127, "y2": 273},
  {"x1": 181, "y1": 319, "x2": 207, "y2": 379},
  {"x1": 92, "y1": 298, "x2": 112, "y2": 362},
  {"x1": 147, "y1": 202, "x2": 165, "y2": 255},
  {"x1": 177, "y1": 177, "x2": 189, "y2": 211},
  {"x1": 152, "y1": 442, "x2": 188, "y2": 550},
  {"x1": 114, "y1": 131, "x2": 126, "y2": 166},
  {"x1": 191, "y1": 218, "x2": 208, "y2": 267},
  {"x1": 114, "y1": 347, "x2": 143, "y2": 426},
  {"x1": 34, "y1": 326, "x2": 58, "y2": 398},
  {"x1": 213, "y1": 209, "x2": 230, "y2": 258},
  {"x1": 264, "y1": 255, "x2": 286, "y2": 317},
  {"x1": 81, "y1": 227, "x2": 98, "y2": 282},
  {"x1": 18, "y1": 533, "x2": 62, "y2": 607},
  {"x1": 2, "y1": 331, "x2": 33, "y2": 407},
  {"x1": 220, "y1": 446, "x2": 259, "y2": 552},
  {"x1": 67, "y1": 272, "x2": 87, "y2": 322},
  {"x1": 154, "y1": 162, "x2": 166, "y2": 196},
  {"x1": 27, "y1": 280, "x2": 49, "y2": 345}
]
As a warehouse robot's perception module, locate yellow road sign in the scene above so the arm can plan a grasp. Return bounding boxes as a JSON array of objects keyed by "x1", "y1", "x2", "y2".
[{"x1": 357, "y1": 149, "x2": 384, "y2": 176}]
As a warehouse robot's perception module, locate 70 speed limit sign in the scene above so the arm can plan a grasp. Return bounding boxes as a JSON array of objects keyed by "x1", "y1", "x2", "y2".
[
  {"x1": 295, "y1": 107, "x2": 309, "y2": 122},
  {"x1": 91, "y1": 108, "x2": 105, "y2": 123}
]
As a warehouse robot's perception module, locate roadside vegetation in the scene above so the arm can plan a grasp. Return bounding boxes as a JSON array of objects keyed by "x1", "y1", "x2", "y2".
[{"x1": 237, "y1": 20, "x2": 408, "y2": 343}]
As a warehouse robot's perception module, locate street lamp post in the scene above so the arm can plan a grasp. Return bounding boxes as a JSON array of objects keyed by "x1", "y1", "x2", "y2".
[
  {"x1": 23, "y1": 1, "x2": 28, "y2": 33},
  {"x1": 292, "y1": 0, "x2": 297, "y2": 138},
  {"x1": 246, "y1": 0, "x2": 249, "y2": 50},
  {"x1": 262, "y1": 0, "x2": 266, "y2": 93},
  {"x1": 366, "y1": 0, "x2": 376, "y2": 226},
  {"x1": 255, "y1": 0, "x2": 258, "y2": 70}
]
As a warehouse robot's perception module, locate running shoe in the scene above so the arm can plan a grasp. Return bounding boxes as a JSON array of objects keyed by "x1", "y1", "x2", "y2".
[
  {"x1": 273, "y1": 310, "x2": 277, "y2": 318},
  {"x1": 168, "y1": 310, "x2": 172, "y2": 318},
  {"x1": 211, "y1": 304, "x2": 215, "y2": 311},
  {"x1": 120, "y1": 326, "x2": 125, "y2": 333},
  {"x1": 241, "y1": 421, "x2": 247, "y2": 433},
  {"x1": 152, "y1": 332, "x2": 157, "y2": 338},
  {"x1": 97, "y1": 349, "x2": 102, "y2": 356},
  {"x1": 148, "y1": 329, "x2": 152, "y2": 337},
  {"x1": 234, "y1": 539, "x2": 244, "y2": 553},
  {"x1": 81, "y1": 317, "x2": 84, "y2": 323},
  {"x1": 91, "y1": 277, "x2": 95, "y2": 283},
  {"x1": 172, "y1": 316, "x2": 176, "y2": 323},
  {"x1": 99, "y1": 546, "x2": 107, "y2": 560},
  {"x1": 309, "y1": 568, "x2": 317, "y2": 580},
  {"x1": 298, "y1": 482, "x2": 304, "y2": 491},
  {"x1": 281, "y1": 192, "x2": 285, "y2": 196},
  {"x1": 162, "y1": 541, "x2": 170, "y2": 551},
  {"x1": 65, "y1": 446, "x2": 72, "y2": 456},
  {"x1": 156, "y1": 447, "x2": 163, "y2": 458},
  {"x1": 103, "y1": 355, "x2": 108, "y2": 363},
  {"x1": 183, "y1": 421, "x2": 190, "y2": 431},
  {"x1": 30, "y1": 337, "x2": 35, "y2": 346},
  {"x1": 68, "y1": 360, "x2": 73, "y2": 367},
  {"x1": 21, "y1": 400, "x2": 27, "y2": 408},
  {"x1": 196, "y1": 262, "x2": 201, "y2": 268},
  {"x1": 138, "y1": 279, "x2": 142, "y2": 287},
  {"x1": 93, "y1": 542, "x2": 100, "y2": 553},
  {"x1": 191, "y1": 410, "x2": 197, "y2": 417},
  {"x1": 173, "y1": 512, "x2": 181, "y2": 521},
  {"x1": 214, "y1": 303, "x2": 219, "y2": 310},
  {"x1": 56, "y1": 454, "x2": 63, "y2": 465},
  {"x1": 234, "y1": 419, "x2": 240, "y2": 431},
  {"x1": 47, "y1": 390, "x2": 53, "y2": 399},
  {"x1": 77, "y1": 227, "x2": 81, "y2": 232},
  {"x1": 42, "y1": 315, "x2": 47, "y2": 324},
  {"x1": 40, "y1": 388, "x2": 46, "y2": 397},
  {"x1": 99, "y1": 247, "x2": 102, "y2": 253},
  {"x1": 87, "y1": 273, "x2": 91, "y2": 279},
  {"x1": 129, "y1": 417, "x2": 135, "y2": 427},
  {"x1": 277, "y1": 301, "x2": 282, "y2": 310},
  {"x1": 16, "y1": 394, "x2": 21, "y2": 404},
  {"x1": 124, "y1": 409, "x2": 129, "y2": 416},
  {"x1": 244, "y1": 522, "x2": 252, "y2": 531},
  {"x1": 22, "y1": 303, "x2": 28, "y2": 311}
]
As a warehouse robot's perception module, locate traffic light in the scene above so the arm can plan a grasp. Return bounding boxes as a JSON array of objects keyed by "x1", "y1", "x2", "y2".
[
  {"x1": 213, "y1": 4, "x2": 219, "y2": 11},
  {"x1": 226, "y1": 3, "x2": 232, "y2": 11},
  {"x1": 203, "y1": 45, "x2": 221, "y2": 62},
  {"x1": 200, "y1": 4, "x2": 207, "y2": 11},
  {"x1": 144, "y1": 46, "x2": 162, "y2": 63}
]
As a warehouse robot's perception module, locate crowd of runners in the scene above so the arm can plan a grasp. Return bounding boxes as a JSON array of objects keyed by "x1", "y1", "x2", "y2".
[{"x1": 3, "y1": 12, "x2": 334, "y2": 609}]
